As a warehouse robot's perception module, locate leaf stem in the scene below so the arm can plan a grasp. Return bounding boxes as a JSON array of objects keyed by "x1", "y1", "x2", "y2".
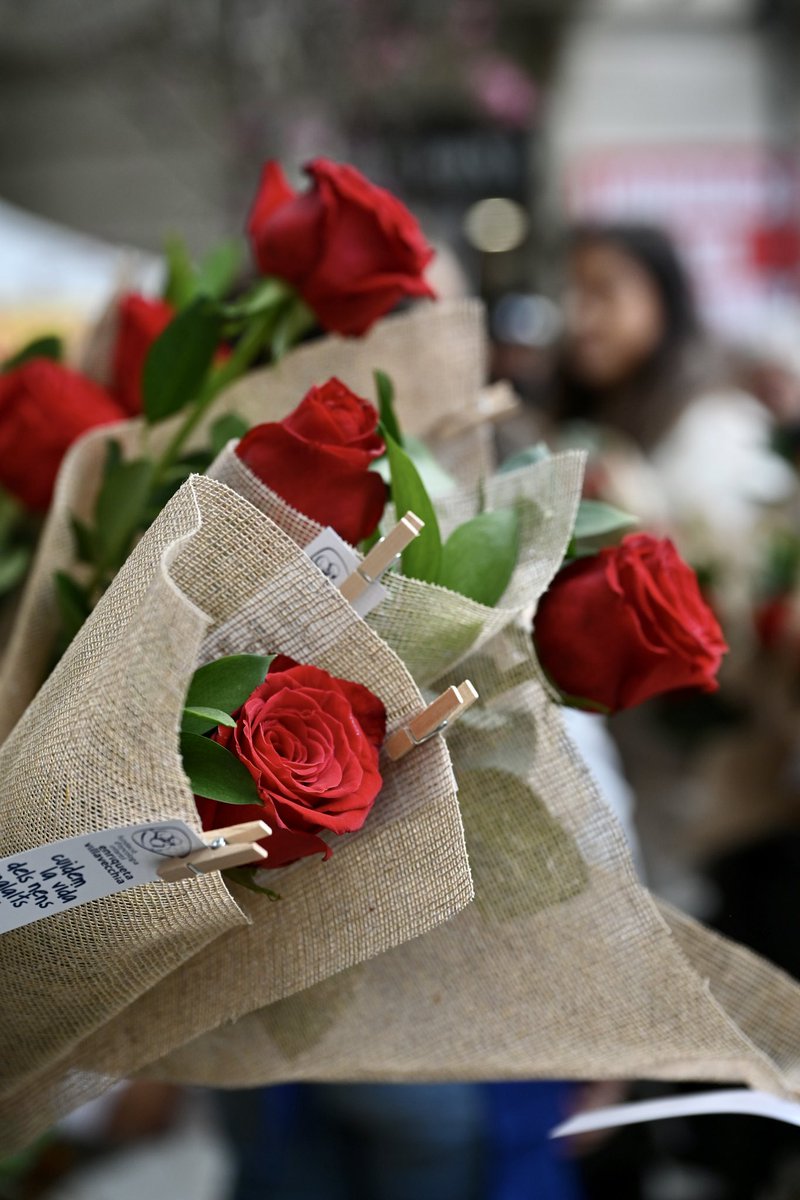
[{"x1": 152, "y1": 310, "x2": 275, "y2": 483}]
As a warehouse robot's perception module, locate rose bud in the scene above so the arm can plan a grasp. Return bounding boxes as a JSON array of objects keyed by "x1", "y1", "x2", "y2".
[
  {"x1": 195, "y1": 656, "x2": 386, "y2": 867},
  {"x1": 0, "y1": 359, "x2": 125, "y2": 510},
  {"x1": 111, "y1": 292, "x2": 175, "y2": 416},
  {"x1": 533, "y1": 533, "x2": 728, "y2": 713},
  {"x1": 247, "y1": 158, "x2": 436, "y2": 337},
  {"x1": 235, "y1": 376, "x2": 387, "y2": 544}
]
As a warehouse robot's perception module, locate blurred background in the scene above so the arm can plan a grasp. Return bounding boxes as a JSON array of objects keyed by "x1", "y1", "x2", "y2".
[{"x1": 4, "y1": 1, "x2": 800, "y2": 1198}]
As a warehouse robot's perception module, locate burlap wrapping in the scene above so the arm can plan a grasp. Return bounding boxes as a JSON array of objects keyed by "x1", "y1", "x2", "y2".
[
  {"x1": 0, "y1": 300, "x2": 494, "y2": 739},
  {"x1": 0, "y1": 473, "x2": 471, "y2": 1150},
  {"x1": 144, "y1": 449, "x2": 800, "y2": 1103}
]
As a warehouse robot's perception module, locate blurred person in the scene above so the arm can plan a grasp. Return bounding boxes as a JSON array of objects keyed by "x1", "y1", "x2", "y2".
[{"x1": 550, "y1": 223, "x2": 794, "y2": 618}]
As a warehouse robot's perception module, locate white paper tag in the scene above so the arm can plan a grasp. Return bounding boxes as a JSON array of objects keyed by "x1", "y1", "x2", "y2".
[
  {"x1": 549, "y1": 1088, "x2": 800, "y2": 1139},
  {"x1": 305, "y1": 527, "x2": 388, "y2": 618},
  {"x1": 0, "y1": 820, "x2": 207, "y2": 934}
]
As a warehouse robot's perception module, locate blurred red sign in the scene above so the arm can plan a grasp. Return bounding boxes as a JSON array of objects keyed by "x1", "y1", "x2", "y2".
[{"x1": 565, "y1": 145, "x2": 800, "y2": 338}]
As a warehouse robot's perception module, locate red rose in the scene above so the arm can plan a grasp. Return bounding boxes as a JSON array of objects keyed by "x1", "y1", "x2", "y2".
[
  {"x1": 0, "y1": 360, "x2": 125, "y2": 510},
  {"x1": 247, "y1": 158, "x2": 436, "y2": 336},
  {"x1": 195, "y1": 656, "x2": 386, "y2": 868},
  {"x1": 533, "y1": 533, "x2": 728, "y2": 712},
  {"x1": 235, "y1": 376, "x2": 387, "y2": 544},
  {"x1": 111, "y1": 292, "x2": 175, "y2": 416}
]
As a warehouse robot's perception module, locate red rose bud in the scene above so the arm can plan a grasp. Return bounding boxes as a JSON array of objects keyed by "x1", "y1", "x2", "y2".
[
  {"x1": 195, "y1": 656, "x2": 386, "y2": 867},
  {"x1": 247, "y1": 158, "x2": 436, "y2": 336},
  {"x1": 111, "y1": 292, "x2": 175, "y2": 416},
  {"x1": 533, "y1": 533, "x2": 728, "y2": 713},
  {"x1": 235, "y1": 376, "x2": 387, "y2": 544},
  {"x1": 0, "y1": 360, "x2": 125, "y2": 510}
]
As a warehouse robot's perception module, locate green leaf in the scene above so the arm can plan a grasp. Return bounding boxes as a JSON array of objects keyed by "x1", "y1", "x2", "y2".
[
  {"x1": 381, "y1": 429, "x2": 442, "y2": 584},
  {"x1": 53, "y1": 571, "x2": 92, "y2": 643},
  {"x1": 223, "y1": 277, "x2": 293, "y2": 320},
  {"x1": 163, "y1": 235, "x2": 197, "y2": 309},
  {"x1": 572, "y1": 500, "x2": 637, "y2": 544},
  {"x1": 93, "y1": 457, "x2": 154, "y2": 569},
  {"x1": 186, "y1": 653, "x2": 275, "y2": 716},
  {"x1": 209, "y1": 413, "x2": 250, "y2": 456},
  {"x1": 70, "y1": 516, "x2": 96, "y2": 564},
  {"x1": 223, "y1": 867, "x2": 281, "y2": 900},
  {"x1": 439, "y1": 508, "x2": 520, "y2": 607},
  {"x1": 181, "y1": 705, "x2": 238, "y2": 736},
  {"x1": 0, "y1": 546, "x2": 30, "y2": 594},
  {"x1": 180, "y1": 732, "x2": 263, "y2": 805},
  {"x1": 2, "y1": 335, "x2": 63, "y2": 371},
  {"x1": 374, "y1": 370, "x2": 402, "y2": 447},
  {"x1": 498, "y1": 444, "x2": 551, "y2": 474},
  {"x1": 270, "y1": 297, "x2": 316, "y2": 361},
  {"x1": 195, "y1": 240, "x2": 244, "y2": 301},
  {"x1": 142, "y1": 297, "x2": 222, "y2": 423},
  {"x1": 403, "y1": 436, "x2": 456, "y2": 499},
  {"x1": 0, "y1": 489, "x2": 22, "y2": 541}
]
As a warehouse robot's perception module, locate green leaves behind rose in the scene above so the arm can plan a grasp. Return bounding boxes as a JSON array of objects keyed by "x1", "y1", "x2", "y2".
[
  {"x1": 180, "y1": 653, "x2": 274, "y2": 806},
  {"x1": 375, "y1": 373, "x2": 520, "y2": 606},
  {"x1": 0, "y1": 489, "x2": 35, "y2": 600},
  {"x1": 568, "y1": 499, "x2": 637, "y2": 557}
]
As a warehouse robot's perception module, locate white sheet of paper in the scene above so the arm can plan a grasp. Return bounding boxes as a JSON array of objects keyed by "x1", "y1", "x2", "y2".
[
  {"x1": 0, "y1": 820, "x2": 207, "y2": 934},
  {"x1": 304, "y1": 527, "x2": 388, "y2": 617},
  {"x1": 550, "y1": 1088, "x2": 800, "y2": 1139}
]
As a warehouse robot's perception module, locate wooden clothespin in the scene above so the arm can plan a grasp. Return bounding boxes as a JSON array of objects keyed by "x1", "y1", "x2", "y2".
[
  {"x1": 385, "y1": 681, "x2": 479, "y2": 761},
  {"x1": 158, "y1": 820, "x2": 271, "y2": 882},
  {"x1": 339, "y1": 512, "x2": 424, "y2": 605}
]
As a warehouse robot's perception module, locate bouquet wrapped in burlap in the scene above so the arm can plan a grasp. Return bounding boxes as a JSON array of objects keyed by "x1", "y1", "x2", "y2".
[
  {"x1": 149, "y1": 429, "x2": 800, "y2": 1104},
  {"x1": 0, "y1": 300, "x2": 498, "y2": 736},
  {"x1": 4, "y1": 296, "x2": 800, "y2": 1154},
  {"x1": 0, "y1": 470, "x2": 471, "y2": 1150}
]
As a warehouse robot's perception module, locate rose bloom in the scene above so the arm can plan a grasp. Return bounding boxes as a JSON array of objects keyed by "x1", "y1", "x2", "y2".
[
  {"x1": 195, "y1": 656, "x2": 386, "y2": 867},
  {"x1": 236, "y1": 376, "x2": 387, "y2": 544},
  {"x1": 247, "y1": 158, "x2": 436, "y2": 336},
  {"x1": 0, "y1": 359, "x2": 125, "y2": 510},
  {"x1": 533, "y1": 533, "x2": 728, "y2": 712},
  {"x1": 111, "y1": 292, "x2": 175, "y2": 416}
]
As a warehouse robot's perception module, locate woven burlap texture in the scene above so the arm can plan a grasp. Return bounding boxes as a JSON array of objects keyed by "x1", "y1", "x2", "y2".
[
  {"x1": 146, "y1": 449, "x2": 800, "y2": 1103},
  {"x1": 0, "y1": 473, "x2": 471, "y2": 1151},
  {"x1": 0, "y1": 300, "x2": 492, "y2": 739}
]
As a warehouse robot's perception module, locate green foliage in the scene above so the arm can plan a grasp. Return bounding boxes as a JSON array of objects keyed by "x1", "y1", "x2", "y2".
[
  {"x1": 223, "y1": 866, "x2": 281, "y2": 900},
  {"x1": 569, "y1": 499, "x2": 637, "y2": 557},
  {"x1": 53, "y1": 571, "x2": 92, "y2": 645},
  {"x1": 374, "y1": 370, "x2": 402, "y2": 447},
  {"x1": 498, "y1": 444, "x2": 551, "y2": 474},
  {"x1": 142, "y1": 297, "x2": 222, "y2": 424},
  {"x1": 209, "y1": 413, "x2": 250, "y2": 456},
  {"x1": 93, "y1": 457, "x2": 155, "y2": 570},
  {"x1": 1, "y1": 335, "x2": 63, "y2": 371},
  {"x1": 181, "y1": 706, "x2": 237, "y2": 737},
  {"x1": 0, "y1": 545, "x2": 31, "y2": 594},
  {"x1": 381, "y1": 428, "x2": 442, "y2": 583},
  {"x1": 195, "y1": 240, "x2": 244, "y2": 300},
  {"x1": 180, "y1": 732, "x2": 263, "y2": 805},
  {"x1": 186, "y1": 653, "x2": 274, "y2": 717},
  {"x1": 439, "y1": 507, "x2": 520, "y2": 607}
]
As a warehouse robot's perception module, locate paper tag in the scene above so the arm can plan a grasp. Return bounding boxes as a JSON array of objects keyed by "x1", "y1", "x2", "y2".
[
  {"x1": 305, "y1": 527, "x2": 388, "y2": 618},
  {"x1": 549, "y1": 1088, "x2": 800, "y2": 1139},
  {"x1": 0, "y1": 820, "x2": 207, "y2": 934}
]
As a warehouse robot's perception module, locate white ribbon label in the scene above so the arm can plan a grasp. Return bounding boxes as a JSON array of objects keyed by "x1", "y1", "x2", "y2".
[
  {"x1": 0, "y1": 820, "x2": 207, "y2": 934},
  {"x1": 550, "y1": 1088, "x2": 800, "y2": 1138},
  {"x1": 304, "y1": 527, "x2": 388, "y2": 618}
]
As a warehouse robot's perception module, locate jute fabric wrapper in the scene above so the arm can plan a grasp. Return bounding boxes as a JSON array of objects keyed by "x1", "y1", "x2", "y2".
[
  {"x1": 0, "y1": 300, "x2": 493, "y2": 740},
  {"x1": 146, "y1": 451, "x2": 800, "y2": 1101},
  {"x1": 0, "y1": 474, "x2": 471, "y2": 1150}
]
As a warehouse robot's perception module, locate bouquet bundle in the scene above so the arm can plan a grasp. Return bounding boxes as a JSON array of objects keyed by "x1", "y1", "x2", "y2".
[
  {"x1": 151, "y1": 410, "x2": 800, "y2": 1104},
  {"x1": 1, "y1": 156, "x2": 800, "y2": 1153}
]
